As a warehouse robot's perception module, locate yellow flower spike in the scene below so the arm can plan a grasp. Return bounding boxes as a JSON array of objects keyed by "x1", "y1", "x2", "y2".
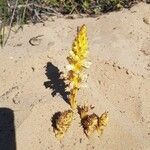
[{"x1": 67, "y1": 24, "x2": 89, "y2": 109}]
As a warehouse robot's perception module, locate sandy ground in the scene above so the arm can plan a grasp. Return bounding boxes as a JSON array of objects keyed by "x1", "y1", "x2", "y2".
[{"x1": 0, "y1": 2, "x2": 150, "y2": 150}]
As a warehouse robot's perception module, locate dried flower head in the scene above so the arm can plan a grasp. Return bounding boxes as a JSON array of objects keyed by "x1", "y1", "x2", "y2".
[
  {"x1": 82, "y1": 113, "x2": 98, "y2": 138},
  {"x1": 78, "y1": 105, "x2": 108, "y2": 138},
  {"x1": 78, "y1": 104, "x2": 89, "y2": 119},
  {"x1": 97, "y1": 111, "x2": 109, "y2": 135},
  {"x1": 78, "y1": 104, "x2": 98, "y2": 138},
  {"x1": 52, "y1": 110, "x2": 74, "y2": 140}
]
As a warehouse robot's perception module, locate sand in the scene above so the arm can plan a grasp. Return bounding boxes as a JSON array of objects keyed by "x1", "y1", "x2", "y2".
[{"x1": 0, "y1": 2, "x2": 150, "y2": 150}]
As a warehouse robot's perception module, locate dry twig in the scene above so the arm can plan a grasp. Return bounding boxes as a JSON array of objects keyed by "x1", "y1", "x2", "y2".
[{"x1": 4, "y1": 0, "x2": 19, "y2": 46}]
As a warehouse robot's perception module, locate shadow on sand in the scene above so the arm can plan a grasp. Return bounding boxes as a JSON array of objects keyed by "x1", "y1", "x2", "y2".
[
  {"x1": 44, "y1": 62, "x2": 69, "y2": 104},
  {"x1": 0, "y1": 108, "x2": 16, "y2": 150}
]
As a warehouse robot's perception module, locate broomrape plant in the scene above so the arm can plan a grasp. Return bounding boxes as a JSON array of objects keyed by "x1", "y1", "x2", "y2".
[{"x1": 52, "y1": 25, "x2": 108, "y2": 140}]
